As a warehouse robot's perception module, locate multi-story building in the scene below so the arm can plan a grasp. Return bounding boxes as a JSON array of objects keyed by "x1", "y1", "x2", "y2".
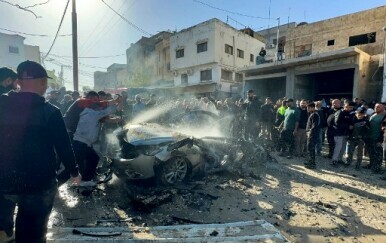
[
  {"x1": 94, "y1": 63, "x2": 127, "y2": 91},
  {"x1": 170, "y1": 18, "x2": 265, "y2": 96},
  {"x1": 0, "y1": 32, "x2": 41, "y2": 70},
  {"x1": 241, "y1": 6, "x2": 386, "y2": 101},
  {"x1": 126, "y1": 31, "x2": 173, "y2": 88}
]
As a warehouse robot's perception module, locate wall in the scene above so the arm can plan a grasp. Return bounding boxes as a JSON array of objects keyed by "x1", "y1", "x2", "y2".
[
  {"x1": 286, "y1": 6, "x2": 386, "y2": 59},
  {"x1": 0, "y1": 33, "x2": 25, "y2": 70},
  {"x1": 170, "y1": 19, "x2": 264, "y2": 93},
  {"x1": 24, "y1": 45, "x2": 40, "y2": 63}
]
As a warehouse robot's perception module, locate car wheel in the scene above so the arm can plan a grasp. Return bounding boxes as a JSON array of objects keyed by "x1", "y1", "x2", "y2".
[{"x1": 157, "y1": 157, "x2": 191, "y2": 185}]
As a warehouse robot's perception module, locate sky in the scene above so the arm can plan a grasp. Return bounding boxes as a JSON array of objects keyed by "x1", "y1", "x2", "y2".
[{"x1": 1, "y1": 0, "x2": 385, "y2": 90}]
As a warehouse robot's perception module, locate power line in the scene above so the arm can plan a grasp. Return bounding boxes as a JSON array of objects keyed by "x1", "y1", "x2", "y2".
[
  {"x1": 192, "y1": 0, "x2": 274, "y2": 20},
  {"x1": 0, "y1": 27, "x2": 71, "y2": 37},
  {"x1": 44, "y1": 52, "x2": 125, "y2": 59},
  {"x1": 101, "y1": 0, "x2": 152, "y2": 36},
  {"x1": 81, "y1": 0, "x2": 126, "y2": 55},
  {"x1": 43, "y1": 0, "x2": 70, "y2": 60},
  {"x1": 79, "y1": 0, "x2": 119, "y2": 54}
]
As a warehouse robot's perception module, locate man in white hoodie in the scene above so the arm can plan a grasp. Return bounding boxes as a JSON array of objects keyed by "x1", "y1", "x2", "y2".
[{"x1": 73, "y1": 96, "x2": 121, "y2": 187}]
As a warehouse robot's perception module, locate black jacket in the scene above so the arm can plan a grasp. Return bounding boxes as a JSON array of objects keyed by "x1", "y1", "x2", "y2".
[
  {"x1": 333, "y1": 109, "x2": 353, "y2": 136},
  {"x1": 0, "y1": 91, "x2": 78, "y2": 194}
]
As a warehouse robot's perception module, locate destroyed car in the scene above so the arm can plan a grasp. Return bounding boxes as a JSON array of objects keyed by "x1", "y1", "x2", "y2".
[{"x1": 112, "y1": 123, "x2": 267, "y2": 186}]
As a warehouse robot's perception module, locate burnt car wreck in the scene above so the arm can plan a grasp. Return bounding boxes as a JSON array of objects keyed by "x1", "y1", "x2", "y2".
[{"x1": 112, "y1": 126, "x2": 267, "y2": 186}]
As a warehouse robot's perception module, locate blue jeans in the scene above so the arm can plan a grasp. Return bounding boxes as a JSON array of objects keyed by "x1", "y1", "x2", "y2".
[
  {"x1": 0, "y1": 187, "x2": 56, "y2": 243},
  {"x1": 315, "y1": 128, "x2": 323, "y2": 154}
]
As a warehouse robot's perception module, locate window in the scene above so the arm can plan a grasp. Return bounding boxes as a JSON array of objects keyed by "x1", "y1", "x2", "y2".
[
  {"x1": 237, "y1": 49, "x2": 244, "y2": 58},
  {"x1": 225, "y1": 44, "x2": 233, "y2": 55},
  {"x1": 327, "y1": 40, "x2": 335, "y2": 46},
  {"x1": 197, "y1": 42, "x2": 207, "y2": 53},
  {"x1": 235, "y1": 73, "x2": 243, "y2": 82},
  {"x1": 272, "y1": 39, "x2": 277, "y2": 45},
  {"x1": 349, "y1": 32, "x2": 376, "y2": 46},
  {"x1": 9, "y1": 46, "x2": 19, "y2": 54},
  {"x1": 176, "y1": 49, "x2": 184, "y2": 58},
  {"x1": 181, "y1": 74, "x2": 188, "y2": 85},
  {"x1": 250, "y1": 54, "x2": 254, "y2": 62},
  {"x1": 200, "y1": 69, "x2": 212, "y2": 81},
  {"x1": 221, "y1": 69, "x2": 233, "y2": 81}
]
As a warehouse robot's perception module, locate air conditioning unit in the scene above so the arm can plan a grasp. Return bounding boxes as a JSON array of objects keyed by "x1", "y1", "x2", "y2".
[
  {"x1": 187, "y1": 69, "x2": 193, "y2": 76},
  {"x1": 172, "y1": 71, "x2": 179, "y2": 77}
]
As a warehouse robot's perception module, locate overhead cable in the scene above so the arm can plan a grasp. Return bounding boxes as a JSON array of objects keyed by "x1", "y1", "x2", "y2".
[
  {"x1": 192, "y1": 0, "x2": 274, "y2": 20},
  {"x1": 101, "y1": 0, "x2": 152, "y2": 37},
  {"x1": 0, "y1": 27, "x2": 71, "y2": 37},
  {"x1": 43, "y1": 0, "x2": 70, "y2": 60},
  {"x1": 51, "y1": 53, "x2": 125, "y2": 59}
]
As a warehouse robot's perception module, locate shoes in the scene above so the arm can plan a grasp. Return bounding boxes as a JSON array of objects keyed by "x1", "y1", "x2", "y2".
[
  {"x1": 0, "y1": 231, "x2": 14, "y2": 243},
  {"x1": 79, "y1": 180, "x2": 97, "y2": 187},
  {"x1": 304, "y1": 163, "x2": 316, "y2": 169}
]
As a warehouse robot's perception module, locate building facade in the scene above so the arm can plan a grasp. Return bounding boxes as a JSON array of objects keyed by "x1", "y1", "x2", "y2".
[
  {"x1": 170, "y1": 18, "x2": 265, "y2": 96},
  {"x1": 94, "y1": 63, "x2": 127, "y2": 91},
  {"x1": 126, "y1": 31, "x2": 173, "y2": 88},
  {"x1": 241, "y1": 6, "x2": 386, "y2": 102}
]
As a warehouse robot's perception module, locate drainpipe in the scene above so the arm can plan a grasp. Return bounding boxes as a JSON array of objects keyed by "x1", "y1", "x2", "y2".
[{"x1": 382, "y1": 26, "x2": 386, "y2": 102}]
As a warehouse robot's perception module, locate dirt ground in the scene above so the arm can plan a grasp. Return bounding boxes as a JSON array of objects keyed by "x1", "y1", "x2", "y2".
[{"x1": 51, "y1": 151, "x2": 386, "y2": 242}]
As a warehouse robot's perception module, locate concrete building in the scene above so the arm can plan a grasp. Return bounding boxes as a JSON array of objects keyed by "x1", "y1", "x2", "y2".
[
  {"x1": 126, "y1": 31, "x2": 173, "y2": 88},
  {"x1": 241, "y1": 6, "x2": 386, "y2": 102},
  {"x1": 0, "y1": 32, "x2": 41, "y2": 70},
  {"x1": 170, "y1": 18, "x2": 265, "y2": 96},
  {"x1": 256, "y1": 22, "x2": 296, "y2": 62},
  {"x1": 94, "y1": 63, "x2": 127, "y2": 91}
]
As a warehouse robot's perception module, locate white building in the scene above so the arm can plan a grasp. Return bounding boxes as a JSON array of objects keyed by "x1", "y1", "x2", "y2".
[
  {"x1": 0, "y1": 32, "x2": 40, "y2": 70},
  {"x1": 170, "y1": 18, "x2": 265, "y2": 96}
]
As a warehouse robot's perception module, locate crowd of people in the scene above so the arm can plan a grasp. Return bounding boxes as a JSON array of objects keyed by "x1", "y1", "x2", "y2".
[{"x1": 1, "y1": 61, "x2": 386, "y2": 242}]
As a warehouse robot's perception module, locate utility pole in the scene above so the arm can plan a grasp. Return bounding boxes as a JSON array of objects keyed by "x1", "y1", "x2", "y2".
[{"x1": 72, "y1": 0, "x2": 79, "y2": 91}]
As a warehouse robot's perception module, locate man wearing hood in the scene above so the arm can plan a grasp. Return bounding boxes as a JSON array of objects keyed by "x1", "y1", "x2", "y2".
[
  {"x1": 0, "y1": 67, "x2": 18, "y2": 94},
  {"x1": 0, "y1": 61, "x2": 80, "y2": 242}
]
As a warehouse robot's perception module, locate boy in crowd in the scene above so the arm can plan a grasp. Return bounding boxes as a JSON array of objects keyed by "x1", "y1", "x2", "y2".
[{"x1": 305, "y1": 103, "x2": 320, "y2": 169}]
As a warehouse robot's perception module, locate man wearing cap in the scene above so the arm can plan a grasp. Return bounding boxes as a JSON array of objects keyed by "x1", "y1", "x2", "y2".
[
  {"x1": 0, "y1": 60, "x2": 81, "y2": 242},
  {"x1": 0, "y1": 67, "x2": 18, "y2": 94}
]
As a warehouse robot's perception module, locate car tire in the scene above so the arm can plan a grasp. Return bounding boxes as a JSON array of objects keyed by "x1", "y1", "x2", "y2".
[{"x1": 156, "y1": 157, "x2": 191, "y2": 186}]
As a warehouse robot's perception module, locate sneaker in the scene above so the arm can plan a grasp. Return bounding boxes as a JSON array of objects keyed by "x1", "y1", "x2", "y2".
[
  {"x1": 305, "y1": 163, "x2": 316, "y2": 169},
  {"x1": 0, "y1": 231, "x2": 14, "y2": 243},
  {"x1": 79, "y1": 180, "x2": 97, "y2": 187}
]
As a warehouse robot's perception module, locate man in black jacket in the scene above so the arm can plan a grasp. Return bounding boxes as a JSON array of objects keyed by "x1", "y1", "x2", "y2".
[
  {"x1": 244, "y1": 90, "x2": 261, "y2": 141},
  {"x1": 332, "y1": 101, "x2": 354, "y2": 165},
  {"x1": 0, "y1": 67, "x2": 17, "y2": 94},
  {"x1": 0, "y1": 61, "x2": 80, "y2": 243}
]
